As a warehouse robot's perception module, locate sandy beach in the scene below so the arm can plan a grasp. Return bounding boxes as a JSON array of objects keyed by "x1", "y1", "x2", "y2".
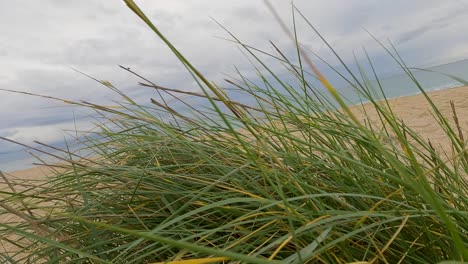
[{"x1": 351, "y1": 85, "x2": 468, "y2": 154}]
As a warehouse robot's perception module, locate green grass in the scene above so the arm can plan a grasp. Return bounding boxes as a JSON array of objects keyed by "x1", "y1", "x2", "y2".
[{"x1": 1, "y1": 1, "x2": 467, "y2": 263}]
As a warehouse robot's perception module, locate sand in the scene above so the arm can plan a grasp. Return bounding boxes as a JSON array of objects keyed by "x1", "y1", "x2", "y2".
[
  {"x1": 1, "y1": 85, "x2": 467, "y2": 258},
  {"x1": 350, "y1": 85, "x2": 468, "y2": 154},
  {"x1": 0, "y1": 167, "x2": 58, "y2": 260}
]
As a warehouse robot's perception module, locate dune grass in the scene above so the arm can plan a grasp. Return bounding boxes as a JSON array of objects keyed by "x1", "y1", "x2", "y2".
[{"x1": 1, "y1": 1, "x2": 467, "y2": 263}]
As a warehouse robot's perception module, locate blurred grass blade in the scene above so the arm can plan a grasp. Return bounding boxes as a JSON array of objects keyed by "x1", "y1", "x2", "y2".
[
  {"x1": 281, "y1": 227, "x2": 332, "y2": 264},
  {"x1": 151, "y1": 257, "x2": 229, "y2": 264}
]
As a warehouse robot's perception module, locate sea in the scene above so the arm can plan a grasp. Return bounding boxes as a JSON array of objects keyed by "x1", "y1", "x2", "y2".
[
  {"x1": 2, "y1": 59, "x2": 468, "y2": 172},
  {"x1": 338, "y1": 59, "x2": 468, "y2": 104}
]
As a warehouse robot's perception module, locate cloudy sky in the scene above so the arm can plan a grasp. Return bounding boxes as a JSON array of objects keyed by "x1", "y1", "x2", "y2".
[{"x1": 1, "y1": 0, "x2": 468, "y2": 171}]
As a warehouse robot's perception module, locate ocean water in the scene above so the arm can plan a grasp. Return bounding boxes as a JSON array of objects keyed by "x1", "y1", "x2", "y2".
[
  {"x1": 338, "y1": 59, "x2": 468, "y2": 105},
  {"x1": 2, "y1": 59, "x2": 468, "y2": 172}
]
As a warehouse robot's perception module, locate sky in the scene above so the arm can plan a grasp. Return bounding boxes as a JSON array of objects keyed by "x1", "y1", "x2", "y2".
[{"x1": 1, "y1": 0, "x2": 468, "y2": 171}]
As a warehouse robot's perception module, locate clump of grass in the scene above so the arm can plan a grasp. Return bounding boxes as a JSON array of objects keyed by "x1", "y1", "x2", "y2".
[{"x1": 1, "y1": 1, "x2": 467, "y2": 263}]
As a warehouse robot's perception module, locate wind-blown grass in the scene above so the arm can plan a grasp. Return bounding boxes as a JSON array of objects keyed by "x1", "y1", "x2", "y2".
[{"x1": 1, "y1": 1, "x2": 467, "y2": 263}]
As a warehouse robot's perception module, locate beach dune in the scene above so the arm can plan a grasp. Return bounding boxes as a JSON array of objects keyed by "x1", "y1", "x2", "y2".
[{"x1": 1, "y1": 85, "x2": 467, "y2": 258}]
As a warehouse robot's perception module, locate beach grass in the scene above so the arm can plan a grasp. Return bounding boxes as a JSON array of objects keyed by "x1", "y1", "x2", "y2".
[{"x1": 0, "y1": 1, "x2": 467, "y2": 263}]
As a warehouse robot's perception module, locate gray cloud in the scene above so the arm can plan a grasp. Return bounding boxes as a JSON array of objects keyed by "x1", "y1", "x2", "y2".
[{"x1": 1, "y1": 0, "x2": 468, "y2": 171}]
